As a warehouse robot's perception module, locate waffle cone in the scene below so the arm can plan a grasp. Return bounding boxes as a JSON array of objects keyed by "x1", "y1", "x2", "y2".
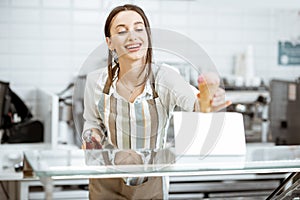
[{"x1": 198, "y1": 83, "x2": 219, "y2": 112}]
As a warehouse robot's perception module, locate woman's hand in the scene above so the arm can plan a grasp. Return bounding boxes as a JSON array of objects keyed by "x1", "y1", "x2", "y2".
[
  {"x1": 82, "y1": 128, "x2": 103, "y2": 149},
  {"x1": 196, "y1": 72, "x2": 232, "y2": 112},
  {"x1": 197, "y1": 88, "x2": 231, "y2": 112},
  {"x1": 210, "y1": 87, "x2": 232, "y2": 112}
]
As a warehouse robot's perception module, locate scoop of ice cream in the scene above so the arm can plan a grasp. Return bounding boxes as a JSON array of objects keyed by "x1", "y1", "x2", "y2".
[
  {"x1": 114, "y1": 150, "x2": 143, "y2": 165},
  {"x1": 198, "y1": 72, "x2": 220, "y2": 85}
]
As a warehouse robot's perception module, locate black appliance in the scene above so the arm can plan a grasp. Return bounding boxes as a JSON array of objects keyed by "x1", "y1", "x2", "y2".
[
  {"x1": 0, "y1": 81, "x2": 43, "y2": 143},
  {"x1": 269, "y1": 78, "x2": 300, "y2": 145}
]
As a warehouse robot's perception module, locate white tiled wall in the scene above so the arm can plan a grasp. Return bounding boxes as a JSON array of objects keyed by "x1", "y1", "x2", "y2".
[{"x1": 0, "y1": 0, "x2": 300, "y2": 114}]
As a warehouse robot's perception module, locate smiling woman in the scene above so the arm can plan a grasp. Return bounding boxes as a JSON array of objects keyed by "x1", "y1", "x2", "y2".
[{"x1": 82, "y1": 4, "x2": 230, "y2": 200}]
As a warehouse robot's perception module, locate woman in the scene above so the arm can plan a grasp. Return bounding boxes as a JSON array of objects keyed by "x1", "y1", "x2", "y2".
[{"x1": 83, "y1": 4, "x2": 230, "y2": 200}]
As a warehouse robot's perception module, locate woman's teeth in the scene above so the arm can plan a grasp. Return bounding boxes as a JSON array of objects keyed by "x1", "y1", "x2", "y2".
[{"x1": 126, "y1": 44, "x2": 141, "y2": 49}]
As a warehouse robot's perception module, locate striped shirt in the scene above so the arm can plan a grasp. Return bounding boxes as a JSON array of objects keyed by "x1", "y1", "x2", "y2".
[{"x1": 83, "y1": 63, "x2": 199, "y2": 138}]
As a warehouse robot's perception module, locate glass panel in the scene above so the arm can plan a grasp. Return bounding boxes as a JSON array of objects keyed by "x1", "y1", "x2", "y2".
[{"x1": 24, "y1": 146, "x2": 300, "y2": 177}]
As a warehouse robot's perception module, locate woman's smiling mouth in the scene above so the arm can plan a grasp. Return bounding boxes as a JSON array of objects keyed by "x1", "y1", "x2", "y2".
[{"x1": 125, "y1": 43, "x2": 142, "y2": 52}]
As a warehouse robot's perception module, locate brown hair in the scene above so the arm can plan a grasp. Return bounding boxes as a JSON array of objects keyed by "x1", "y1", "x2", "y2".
[{"x1": 104, "y1": 4, "x2": 153, "y2": 90}]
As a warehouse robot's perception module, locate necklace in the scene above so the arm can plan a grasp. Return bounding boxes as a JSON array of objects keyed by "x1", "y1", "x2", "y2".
[
  {"x1": 120, "y1": 80, "x2": 134, "y2": 94},
  {"x1": 119, "y1": 75, "x2": 145, "y2": 93},
  {"x1": 116, "y1": 67, "x2": 147, "y2": 100},
  {"x1": 117, "y1": 79, "x2": 145, "y2": 102}
]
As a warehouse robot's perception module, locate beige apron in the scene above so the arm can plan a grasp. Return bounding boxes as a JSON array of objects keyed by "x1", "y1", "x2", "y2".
[{"x1": 89, "y1": 71, "x2": 169, "y2": 200}]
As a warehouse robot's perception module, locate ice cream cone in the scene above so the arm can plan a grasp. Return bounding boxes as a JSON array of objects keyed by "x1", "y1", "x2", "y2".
[{"x1": 198, "y1": 72, "x2": 220, "y2": 113}]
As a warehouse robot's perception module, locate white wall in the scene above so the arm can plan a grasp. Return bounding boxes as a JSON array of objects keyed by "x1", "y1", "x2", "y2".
[{"x1": 0, "y1": 0, "x2": 300, "y2": 114}]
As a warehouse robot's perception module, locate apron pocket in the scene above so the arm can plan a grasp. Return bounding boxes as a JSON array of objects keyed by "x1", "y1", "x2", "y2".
[
  {"x1": 89, "y1": 177, "x2": 163, "y2": 200},
  {"x1": 122, "y1": 177, "x2": 163, "y2": 200}
]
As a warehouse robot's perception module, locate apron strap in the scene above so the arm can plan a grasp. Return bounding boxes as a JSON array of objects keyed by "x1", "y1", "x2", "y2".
[
  {"x1": 103, "y1": 65, "x2": 119, "y2": 94},
  {"x1": 103, "y1": 78, "x2": 111, "y2": 95},
  {"x1": 150, "y1": 71, "x2": 158, "y2": 98}
]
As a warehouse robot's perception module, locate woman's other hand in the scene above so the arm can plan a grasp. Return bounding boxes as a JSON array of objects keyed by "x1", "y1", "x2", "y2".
[{"x1": 82, "y1": 129, "x2": 103, "y2": 149}]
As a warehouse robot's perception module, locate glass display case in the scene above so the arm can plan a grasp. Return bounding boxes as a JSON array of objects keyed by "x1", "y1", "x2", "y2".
[{"x1": 23, "y1": 145, "x2": 300, "y2": 200}]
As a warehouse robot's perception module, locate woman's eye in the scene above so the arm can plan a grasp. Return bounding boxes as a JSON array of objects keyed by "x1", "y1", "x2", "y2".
[
  {"x1": 136, "y1": 28, "x2": 144, "y2": 32},
  {"x1": 118, "y1": 31, "x2": 127, "y2": 35}
]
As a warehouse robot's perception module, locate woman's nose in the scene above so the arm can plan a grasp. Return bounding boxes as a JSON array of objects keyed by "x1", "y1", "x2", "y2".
[{"x1": 127, "y1": 30, "x2": 137, "y2": 41}]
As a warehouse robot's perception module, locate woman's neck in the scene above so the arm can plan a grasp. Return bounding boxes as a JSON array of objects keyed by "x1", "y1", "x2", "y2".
[
  {"x1": 116, "y1": 58, "x2": 148, "y2": 103},
  {"x1": 118, "y1": 58, "x2": 147, "y2": 84}
]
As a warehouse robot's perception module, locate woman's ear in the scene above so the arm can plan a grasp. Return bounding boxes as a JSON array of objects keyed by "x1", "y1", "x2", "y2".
[{"x1": 106, "y1": 37, "x2": 113, "y2": 51}]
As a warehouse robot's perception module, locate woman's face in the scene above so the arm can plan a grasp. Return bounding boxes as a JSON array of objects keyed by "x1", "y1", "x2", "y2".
[{"x1": 106, "y1": 10, "x2": 149, "y2": 63}]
